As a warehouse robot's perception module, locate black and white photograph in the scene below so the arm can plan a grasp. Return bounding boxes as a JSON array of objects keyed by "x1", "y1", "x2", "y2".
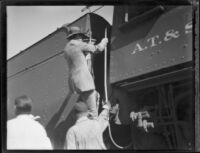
[{"x1": 1, "y1": 0, "x2": 200, "y2": 151}]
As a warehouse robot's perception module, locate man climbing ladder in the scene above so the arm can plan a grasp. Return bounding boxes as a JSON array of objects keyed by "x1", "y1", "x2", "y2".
[{"x1": 63, "y1": 26, "x2": 108, "y2": 119}]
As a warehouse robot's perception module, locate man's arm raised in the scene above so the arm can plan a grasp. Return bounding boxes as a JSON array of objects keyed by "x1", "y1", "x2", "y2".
[{"x1": 82, "y1": 38, "x2": 108, "y2": 53}]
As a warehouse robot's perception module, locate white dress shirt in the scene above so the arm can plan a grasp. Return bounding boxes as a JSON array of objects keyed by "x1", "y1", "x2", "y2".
[
  {"x1": 7, "y1": 114, "x2": 53, "y2": 150},
  {"x1": 64, "y1": 108, "x2": 109, "y2": 150}
]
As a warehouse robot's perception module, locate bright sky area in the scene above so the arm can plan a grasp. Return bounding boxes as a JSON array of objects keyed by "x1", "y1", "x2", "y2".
[{"x1": 7, "y1": 6, "x2": 114, "y2": 59}]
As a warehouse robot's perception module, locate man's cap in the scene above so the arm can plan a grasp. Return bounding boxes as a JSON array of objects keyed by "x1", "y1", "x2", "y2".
[
  {"x1": 73, "y1": 101, "x2": 88, "y2": 114},
  {"x1": 66, "y1": 26, "x2": 89, "y2": 40}
]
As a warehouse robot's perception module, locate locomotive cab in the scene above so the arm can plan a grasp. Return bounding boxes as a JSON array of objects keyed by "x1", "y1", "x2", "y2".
[{"x1": 107, "y1": 1, "x2": 194, "y2": 150}]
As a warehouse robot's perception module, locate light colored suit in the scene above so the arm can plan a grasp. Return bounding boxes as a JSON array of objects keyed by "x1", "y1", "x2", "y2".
[
  {"x1": 64, "y1": 39, "x2": 100, "y2": 93},
  {"x1": 64, "y1": 38, "x2": 107, "y2": 118}
]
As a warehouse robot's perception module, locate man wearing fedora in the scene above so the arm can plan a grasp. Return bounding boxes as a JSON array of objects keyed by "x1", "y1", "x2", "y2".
[{"x1": 63, "y1": 26, "x2": 108, "y2": 119}]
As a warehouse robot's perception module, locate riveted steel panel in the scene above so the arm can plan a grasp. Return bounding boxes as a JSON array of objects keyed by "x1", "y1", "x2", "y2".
[
  {"x1": 7, "y1": 29, "x2": 68, "y2": 78},
  {"x1": 110, "y1": 6, "x2": 193, "y2": 83}
]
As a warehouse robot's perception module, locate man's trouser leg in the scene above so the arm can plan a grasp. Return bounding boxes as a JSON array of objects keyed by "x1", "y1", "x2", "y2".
[{"x1": 81, "y1": 90, "x2": 98, "y2": 119}]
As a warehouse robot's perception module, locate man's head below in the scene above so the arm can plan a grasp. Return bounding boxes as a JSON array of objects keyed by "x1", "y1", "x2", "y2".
[
  {"x1": 73, "y1": 101, "x2": 89, "y2": 119},
  {"x1": 14, "y1": 95, "x2": 32, "y2": 116}
]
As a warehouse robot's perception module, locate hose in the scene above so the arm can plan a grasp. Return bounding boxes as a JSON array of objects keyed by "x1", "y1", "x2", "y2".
[{"x1": 103, "y1": 27, "x2": 132, "y2": 149}]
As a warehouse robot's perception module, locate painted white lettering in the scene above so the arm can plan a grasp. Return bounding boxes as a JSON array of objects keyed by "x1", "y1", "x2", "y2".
[
  {"x1": 185, "y1": 21, "x2": 192, "y2": 34},
  {"x1": 131, "y1": 21, "x2": 192, "y2": 55},
  {"x1": 147, "y1": 35, "x2": 160, "y2": 47},
  {"x1": 164, "y1": 29, "x2": 180, "y2": 41},
  {"x1": 132, "y1": 43, "x2": 147, "y2": 54}
]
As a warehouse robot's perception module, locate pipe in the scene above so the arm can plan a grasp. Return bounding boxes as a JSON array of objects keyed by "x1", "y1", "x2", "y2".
[{"x1": 103, "y1": 27, "x2": 132, "y2": 149}]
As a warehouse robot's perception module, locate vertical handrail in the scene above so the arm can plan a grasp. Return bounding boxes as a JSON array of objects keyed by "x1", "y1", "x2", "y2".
[
  {"x1": 104, "y1": 27, "x2": 108, "y2": 102},
  {"x1": 103, "y1": 27, "x2": 132, "y2": 149}
]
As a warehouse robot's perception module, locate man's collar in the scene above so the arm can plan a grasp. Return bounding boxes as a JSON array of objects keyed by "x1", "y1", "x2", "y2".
[
  {"x1": 76, "y1": 116, "x2": 89, "y2": 124},
  {"x1": 16, "y1": 114, "x2": 40, "y2": 120}
]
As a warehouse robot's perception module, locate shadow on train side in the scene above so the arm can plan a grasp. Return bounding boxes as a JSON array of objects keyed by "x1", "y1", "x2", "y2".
[{"x1": 45, "y1": 92, "x2": 77, "y2": 149}]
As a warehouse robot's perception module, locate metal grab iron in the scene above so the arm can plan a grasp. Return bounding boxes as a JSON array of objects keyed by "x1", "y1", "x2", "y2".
[{"x1": 130, "y1": 111, "x2": 154, "y2": 132}]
